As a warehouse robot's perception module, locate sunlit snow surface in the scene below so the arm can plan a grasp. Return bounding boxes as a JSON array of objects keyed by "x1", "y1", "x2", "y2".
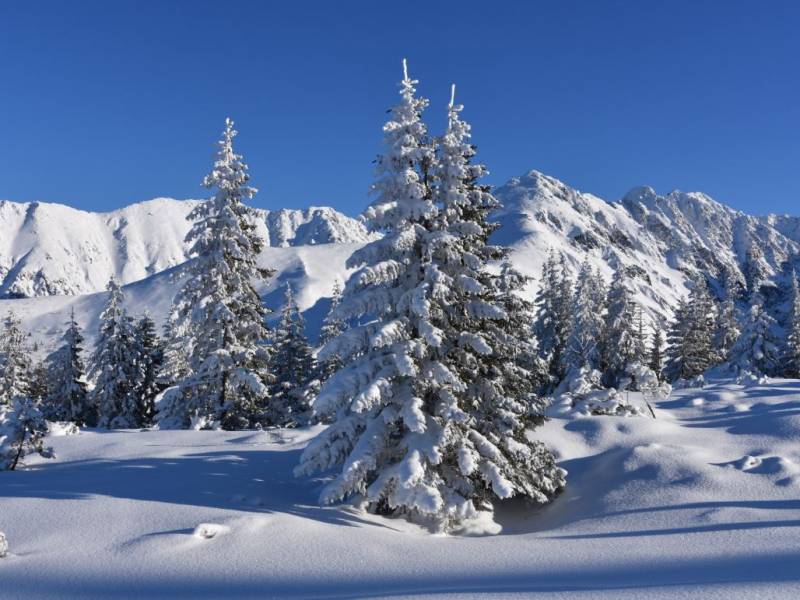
[{"x1": 1, "y1": 379, "x2": 799, "y2": 599}]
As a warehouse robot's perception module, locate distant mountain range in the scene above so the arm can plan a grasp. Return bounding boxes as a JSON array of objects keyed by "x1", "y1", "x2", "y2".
[{"x1": 2, "y1": 171, "x2": 798, "y2": 350}]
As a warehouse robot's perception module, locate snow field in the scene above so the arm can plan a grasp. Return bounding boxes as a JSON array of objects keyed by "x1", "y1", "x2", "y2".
[{"x1": 2, "y1": 381, "x2": 799, "y2": 599}]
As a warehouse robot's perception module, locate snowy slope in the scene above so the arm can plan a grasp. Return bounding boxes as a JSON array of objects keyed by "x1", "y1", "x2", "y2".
[
  {"x1": 3, "y1": 169, "x2": 800, "y2": 348},
  {"x1": 0, "y1": 198, "x2": 375, "y2": 297},
  {"x1": 1, "y1": 380, "x2": 798, "y2": 599},
  {"x1": 493, "y1": 170, "x2": 800, "y2": 327},
  {"x1": 0, "y1": 242, "x2": 365, "y2": 356}
]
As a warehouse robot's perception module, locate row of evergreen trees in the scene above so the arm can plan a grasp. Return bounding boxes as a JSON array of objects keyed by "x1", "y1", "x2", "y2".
[{"x1": 534, "y1": 249, "x2": 800, "y2": 390}]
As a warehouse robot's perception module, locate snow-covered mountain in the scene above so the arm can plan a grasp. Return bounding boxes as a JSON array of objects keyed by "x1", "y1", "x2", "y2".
[
  {"x1": 0, "y1": 198, "x2": 375, "y2": 298},
  {"x1": 493, "y1": 171, "x2": 800, "y2": 327},
  {"x1": 3, "y1": 170, "x2": 800, "y2": 350}
]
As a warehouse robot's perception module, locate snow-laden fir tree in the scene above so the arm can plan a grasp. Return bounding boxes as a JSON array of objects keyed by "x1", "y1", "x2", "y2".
[
  {"x1": 134, "y1": 313, "x2": 163, "y2": 426},
  {"x1": 44, "y1": 310, "x2": 93, "y2": 425},
  {"x1": 266, "y1": 284, "x2": 316, "y2": 427},
  {"x1": 317, "y1": 279, "x2": 347, "y2": 383},
  {"x1": 784, "y1": 275, "x2": 800, "y2": 377},
  {"x1": 730, "y1": 293, "x2": 780, "y2": 376},
  {"x1": 714, "y1": 294, "x2": 740, "y2": 363},
  {"x1": 649, "y1": 326, "x2": 664, "y2": 379},
  {"x1": 666, "y1": 278, "x2": 717, "y2": 381},
  {"x1": 601, "y1": 269, "x2": 637, "y2": 386},
  {"x1": 297, "y1": 74, "x2": 563, "y2": 529},
  {"x1": 0, "y1": 397, "x2": 53, "y2": 470},
  {"x1": 157, "y1": 119, "x2": 273, "y2": 430},
  {"x1": 0, "y1": 312, "x2": 33, "y2": 406},
  {"x1": 633, "y1": 304, "x2": 647, "y2": 359},
  {"x1": 744, "y1": 244, "x2": 769, "y2": 297},
  {"x1": 157, "y1": 317, "x2": 190, "y2": 390},
  {"x1": 91, "y1": 279, "x2": 145, "y2": 428},
  {"x1": 534, "y1": 251, "x2": 573, "y2": 386},
  {"x1": 562, "y1": 258, "x2": 605, "y2": 375}
]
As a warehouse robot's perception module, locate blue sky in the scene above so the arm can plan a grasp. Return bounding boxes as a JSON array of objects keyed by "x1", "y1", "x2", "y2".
[{"x1": 1, "y1": 1, "x2": 798, "y2": 216}]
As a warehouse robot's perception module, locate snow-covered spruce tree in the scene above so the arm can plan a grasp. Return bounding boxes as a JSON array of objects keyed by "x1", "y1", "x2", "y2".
[
  {"x1": 562, "y1": 258, "x2": 605, "y2": 375},
  {"x1": 744, "y1": 244, "x2": 769, "y2": 297},
  {"x1": 666, "y1": 278, "x2": 717, "y2": 381},
  {"x1": 157, "y1": 119, "x2": 273, "y2": 431},
  {"x1": 600, "y1": 269, "x2": 637, "y2": 386},
  {"x1": 784, "y1": 275, "x2": 800, "y2": 377},
  {"x1": 0, "y1": 397, "x2": 54, "y2": 470},
  {"x1": 265, "y1": 284, "x2": 316, "y2": 427},
  {"x1": 318, "y1": 279, "x2": 347, "y2": 383},
  {"x1": 633, "y1": 304, "x2": 647, "y2": 360},
  {"x1": 649, "y1": 326, "x2": 664, "y2": 379},
  {"x1": 533, "y1": 251, "x2": 573, "y2": 387},
  {"x1": 730, "y1": 293, "x2": 780, "y2": 377},
  {"x1": 714, "y1": 294, "x2": 740, "y2": 364},
  {"x1": 44, "y1": 310, "x2": 93, "y2": 425},
  {"x1": 91, "y1": 279, "x2": 145, "y2": 428},
  {"x1": 134, "y1": 313, "x2": 163, "y2": 426},
  {"x1": 297, "y1": 74, "x2": 563, "y2": 529},
  {"x1": 157, "y1": 317, "x2": 190, "y2": 390},
  {"x1": 0, "y1": 311, "x2": 33, "y2": 406}
]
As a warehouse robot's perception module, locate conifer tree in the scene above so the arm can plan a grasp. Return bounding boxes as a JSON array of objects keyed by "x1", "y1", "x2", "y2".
[
  {"x1": 601, "y1": 269, "x2": 637, "y2": 386},
  {"x1": 731, "y1": 293, "x2": 780, "y2": 376},
  {"x1": 534, "y1": 251, "x2": 572, "y2": 385},
  {"x1": 318, "y1": 279, "x2": 346, "y2": 383},
  {"x1": 298, "y1": 74, "x2": 563, "y2": 529},
  {"x1": 666, "y1": 279, "x2": 717, "y2": 380},
  {"x1": 134, "y1": 313, "x2": 163, "y2": 425},
  {"x1": 44, "y1": 310, "x2": 93, "y2": 425},
  {"x1": 714, "y1": 294, "x2": 740, "y2": 363},
  {"x1": 784, "y1": 275, "x2": 800, "y2": 377},
  {"x1": 649, "y1": 326, "x2": 664, "y2": 379},
  {"x1": 157, "y1": 119, "x2": 273, "y2": 430},
  {"x1": 91, "y1": 279, "x2": 145, "y2": 428},
  {"x1": 0, "y1": 397, "x2": 53, "y2": 470},
  {"x1": 563, "y1": 258, "x2": 605, "y2": 375},
  {"x1": 0, "y1": 311, "x2": 33, "y2": 406},
  {"x1": 267, "y1": 284, "x2": 316, "y2": 427}
]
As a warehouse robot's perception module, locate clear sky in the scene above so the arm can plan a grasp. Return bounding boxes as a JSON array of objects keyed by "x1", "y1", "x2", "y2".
[{"x1": 1, "y1": 1, "x2": 798, "y2": 216}]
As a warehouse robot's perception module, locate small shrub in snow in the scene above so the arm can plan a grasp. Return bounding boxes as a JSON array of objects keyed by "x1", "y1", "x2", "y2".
[
  {"x1": 0, "y1": 532, "x2": 7, "y2": 558},
  {"x1": 550, "y1": 367, "x2": 644, "y2": 417},
  {"x1": 0, "y1": 397, "x2": 54, "y2": 471}
]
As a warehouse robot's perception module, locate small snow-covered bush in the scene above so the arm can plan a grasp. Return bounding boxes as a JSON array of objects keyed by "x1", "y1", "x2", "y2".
[
  {"x1": 0, "y1": 397, "x2": 54, "y2": 471},
  {"x1": 549, "y1": 367, "x2": 645, "y2": 417},
  {"x1": 672, "y1": 374, "x2": 706, "y2": 390},
  {"x1": 0, "y1": 532, "x2": 8, "y2": 558}
]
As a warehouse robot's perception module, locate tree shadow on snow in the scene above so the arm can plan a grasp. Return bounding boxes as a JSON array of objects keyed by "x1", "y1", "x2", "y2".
[{"x1": 0, "y1": 446, "x2": 396, "y2": 532}]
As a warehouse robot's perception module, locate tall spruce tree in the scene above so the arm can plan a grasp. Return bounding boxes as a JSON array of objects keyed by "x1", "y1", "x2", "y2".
[
  {"x1": 318, "y1": 279, "x2": 346, "y2": 383},
  {"x1": 267, "y1": 284, "x2": 316, "y2": 427},
  {"x1": 134, "y1": 313, "x2": 163, "y2": 426},
  {"x1": 649, "y1": 326, "x2": 664, "y2": 379},
  {"x1": 91, "y1": 279, "x2": 145, "y2": 428},
  {"x1": 563, "y1": 258, "x2": 605, "y2": 375},
  {"x1": 730, "y1": 293, "x2": 780, "y2": 376},
  {"x1": 157, "y1": 119, "x2": 273, "y2": 430},
  {"x1": 44, "y1": 310, "x2": 93, "y2": 425},
  {"x1": 297, "y1": 74, "x2": 563, "y2": 529},
  {"x1": 784, "y1": 275, "x2": 800, "y2": 377},
  {"x1": 714, "y1": 294, "x2": 740, "y2": 363},
  {"x1": 666, "y1": 279, "x2": 716, "y2": 381},
  {"x1": 0, "y1": 311, "x2": 33, "y2": 405},
  {"x1": 534, "y1": 251, "x2": 573, "y2": 386},
  {"x1": 601, "y1": 269, "x2": 637, "y2": 386}
]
